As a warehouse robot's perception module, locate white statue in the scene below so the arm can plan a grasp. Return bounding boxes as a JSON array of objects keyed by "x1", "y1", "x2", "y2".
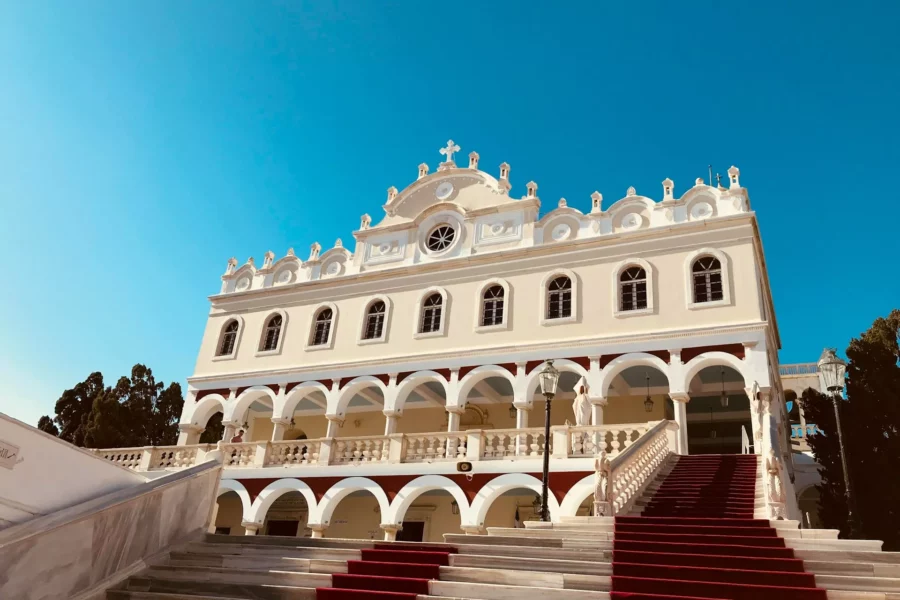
[
  {"x1": 572, "y1": 377, "x2": 591, "y2": 427},
  {"x1": 766, "y1": 448, "x2": 786, "y2": 519},
  {"x1": 593, "y1": 451, "x2": 611, "y2": 516}
]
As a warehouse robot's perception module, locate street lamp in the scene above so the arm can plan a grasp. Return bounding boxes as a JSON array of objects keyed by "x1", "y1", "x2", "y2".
[
  {"x1": 720, "y1": 368, "x2": 730, "y2": 408},
  {"x1": 538, "y1": 360, "x2": 560, "y2": 522},
  {"x1": 643, "y1": 373, "x2": 654, "y2": 413},
  {"x1": 817, "y1": 348, "x2": 860, "y2": 537}
]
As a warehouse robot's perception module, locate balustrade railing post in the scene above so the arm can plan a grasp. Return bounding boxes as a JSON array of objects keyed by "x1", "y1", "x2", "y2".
[
  {"x1": 138, "y1": 447, "x2": 154, "y2": 471},
  {"x1": 253, "y1": 442, "x2": 269, "y2": 468},
  {"x1": 466, "y1": 430, "x2": 483, "y2": 461},
  {"x1": 388, "y1": 434, "x2": 406, "y2": 464},
  {"x1": 552, "y1": 427, "x2": 569, "y2": 459},
  {"x1": 318, "y1": 438, "x2": 334, "y2": 465}
]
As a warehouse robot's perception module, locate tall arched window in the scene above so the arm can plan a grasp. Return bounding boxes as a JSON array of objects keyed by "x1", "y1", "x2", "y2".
[
  {"x1": 311, "y1": 308, "x2": 333, "y2": 346},
  {"x1": 619, "y1": 267, "x2": 648, "y2": 311},
  {"x1": 692, "y1": 256, "x2": 724, "y2": 303},
  {"x1": 546, "y1": 276, "x2": 572, "y2": 319},
  {"x1": 420, "y1": 293, "x2": 443, "y2": 333},
  {"x1": 481, "y1": 285, "x2": 505, "y2": 327},
  {"x1": 217, "y1": 320, "x2": 239, "y2": 356},
  {"x1": 261, "y1": 314, "x2": 283, "y2": 351},
  {"x1": 363, "y1": 301, "x2": 386, "y2": 340}
]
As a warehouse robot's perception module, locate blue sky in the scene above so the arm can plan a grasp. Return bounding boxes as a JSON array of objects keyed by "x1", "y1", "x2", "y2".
[{"x1": 1, "y1": 1, "x2": 898, "y2": 427}]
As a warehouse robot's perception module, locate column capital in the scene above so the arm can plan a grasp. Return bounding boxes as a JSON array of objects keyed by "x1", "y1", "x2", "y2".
[
  {"x1": 668, "y1": 349, "x2": 683, "y2": 364},
  {"x1": 446, "y1": 405, "x2": 466, "y2": 415},
  {"x1": 588, "y1": 395, "x2": 608, "y2": 407},
  {"x1": 308, "y1": 524, "x2": 328, "y2": 538},
  {"x1": 460, "y1": 525, "x2": 486, "y2": 535},
  {"x1": 383, "y1": 409, "x2": 402, "y2": 418},
  {"x1": 241, "y1": 521, "x2": 260, "y2": 535},
  {"x1": 380, "y1": 523, "x2": 403, "y2": 533},
  {"x1": 669, "y1": 392, "x2": 690, "y2": 403},
  {"x1": 270, "y1": 417, "x2": 291, "y2": 426},
  {"x1": 325, "y1": 414, "x2": 345, "y2": 423},
  {"x1": 178, "y1": 422, "x2": 204, "y2": 434}
]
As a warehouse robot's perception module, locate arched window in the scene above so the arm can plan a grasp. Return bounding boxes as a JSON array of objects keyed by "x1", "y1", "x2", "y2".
[
  {"x1": 420, "y1": 293, "x2": 443, "y2": 333},
  {"x1": 546, "y1": 276, "x2": 572, "y2": 319},
  {"x1": 481, "y1": 285, "x2": 505, "y2": 327},
  {"x1": 692, "y1": 256, "x2": 724, "y2": 303},
  {"x1": 619, "y1": 267, "x2": 648, "y2": 311},
  {"x1": 311, "y1": 309, "x2": 333, "y2": 346},
  {"x1": 217, "y1": 320, "x2": 239, "y2": 356},
  {"x1": 261, "y1": 314, "x2": 283, "y2": 351},
  {"x1": 363, "y1": 301, "x2": 386, "y2": 340}
]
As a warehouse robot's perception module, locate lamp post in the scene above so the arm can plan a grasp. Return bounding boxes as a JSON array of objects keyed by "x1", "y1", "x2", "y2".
[
  {"x1": 817, "y1": 348, "x2": 860, "y2": 538},
  {"x1": 538, "y1": 360, "x2": 560, "y2": 522}
]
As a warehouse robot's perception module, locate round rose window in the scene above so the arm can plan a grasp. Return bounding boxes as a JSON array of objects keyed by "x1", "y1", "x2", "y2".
[{"x1": 426, "y1": 225, "x2": 456, "y2": 252}]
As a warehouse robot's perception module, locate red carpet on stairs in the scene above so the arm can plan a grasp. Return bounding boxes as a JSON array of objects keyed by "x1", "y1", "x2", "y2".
[
  {"x1": 316, "y1": 542, "x2": 457, "y2": 600},
  {"x1": 609, "y1": 454, "x2": 827, "y2": 600}
]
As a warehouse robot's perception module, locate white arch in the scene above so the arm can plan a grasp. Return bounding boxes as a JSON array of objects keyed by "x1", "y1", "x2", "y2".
[
  {"x1": 474, "y1": 277, "x2": 512, "y2": 331},
  {"x1": 385, "y1": 475, "x2": 470, "y2": 525},
  {"x1": 684, "y1": 247, "x2": 732, "y2": 308},
  {"x1": 524, "y1": 359, "x2": 589, "y2": 402},
  {"x1": 246, "y1": 478, "x2": 318, "y2": 526},
  {"x1": 312, "y1": 477, "x2": 390, "y2": 526},
  {"x1": 392, "y1": 371, "x2": 449, "y2": 414},
  {"x1": 611, "y1": 257, "x2": 656, "y2": 316},
  {"x1": 539, "y1": 269, "x2": 579, "y2": 325},
  {"x1": 456, "y1": 365, "x2": 516, "y2": 409},
  {"x1": 331, "y1": 376, "x2": 387, "y2": 417},
  {"x1": 225, "y1": 385, "x2": 277, "y2": 423},
  {"x1": 681, "y1": 351, "x2": 749, "y2": 393},
  {"x1": 186, "y1": 394, "x2": 227, "y2": 427},
  {"x1": 217, "y1": 480, "x2": 253, "y2": 521},
  {"x1": 469, "y1": 473, "x2": 560, "y2": 527},
  {"x1": 560, "y1": 473, "x2": 596, "y2": 517},
  {"x1": 597, "y1": 353, "x2": 670, "y2": 398},
  {"x1": 276, "y1": 381, "x2": 331, "y2": 420}
]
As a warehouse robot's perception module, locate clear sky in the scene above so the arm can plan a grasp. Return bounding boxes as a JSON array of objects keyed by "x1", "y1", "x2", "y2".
[{"x1": 1, "y1": 1, "x2": 898, "y2": 427}]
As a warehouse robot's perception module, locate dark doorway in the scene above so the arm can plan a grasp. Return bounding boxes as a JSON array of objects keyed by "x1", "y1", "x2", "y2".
[
  {"x1": 397, "y1": 521, "x2": 425, "y2": 542},
  {"x1": 266, "y1": 520, "x2": 299, "y2": 537}
]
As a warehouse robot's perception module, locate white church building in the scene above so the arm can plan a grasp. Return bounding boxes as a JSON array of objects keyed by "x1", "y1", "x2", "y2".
[{"x1": 98, "y1": 140, "x2": 800, "y2": 542}]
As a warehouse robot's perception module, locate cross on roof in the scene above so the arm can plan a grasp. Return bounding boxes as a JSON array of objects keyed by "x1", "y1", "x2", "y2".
[{"x1": 439, "y1": 140, "x2": 460, "y2": 164}]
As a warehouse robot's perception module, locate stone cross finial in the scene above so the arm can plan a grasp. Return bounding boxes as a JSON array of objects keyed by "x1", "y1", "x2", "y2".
[
  {"x1": 591, "y1": 191, "x2": 603, "y2": 213},
  {"x1": 439, "y1": 140, "x2": 460, "y2": 165},
  {"x1": 263, "y1": 251, "x2": 275, "y2": 269},
  {"x1": 309, "y1": 242, "x2": 321, "y2": 261},
  {"x1": 225, "y1": 257, "x2": 238, "y2": 275}
]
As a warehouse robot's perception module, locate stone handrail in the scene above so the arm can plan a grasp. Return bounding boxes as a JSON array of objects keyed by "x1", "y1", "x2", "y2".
[
  {"x1": 91, "y1": 424, "x2": 670, "y2": 472},
  {"x1": 606, "y1": 420, "x2": 676, "y2": 515}
]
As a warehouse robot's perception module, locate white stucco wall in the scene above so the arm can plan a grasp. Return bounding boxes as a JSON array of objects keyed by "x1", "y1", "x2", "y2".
[{"x1": 0, "y1": 413, "x2": 146, "y2": 530}]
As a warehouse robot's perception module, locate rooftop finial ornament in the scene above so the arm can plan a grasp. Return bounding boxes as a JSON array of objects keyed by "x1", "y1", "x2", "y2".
[
  {"x1": 387, "y1": 187, "x2": 398, "y2": 203},
  {"x1": 662, "y1": 178, "x2": 674, "y2": 200},
  {"x1": 526, "y1": 181, "x2": 538, "y2": 199},
  {"x1": 309, "y1": 242, "x2": 321, "y2": 261},
  {"x1": 591, "y1": 191, "x2": 603, "y2": 213},
  {"x1": 626, "y1": 186, "x2": 636, "y2": 197},
  {"x1": 360, "y1": 214, "x2": 372, "y2": 230},
  {"x1": 417, "y1": 163, "x2": 429, "y2": 180},
  {"x1": 438, "y1": 139, "x2": 460, "y2": 170},
  {"x1": 263, "y1": 251, "x2": 275, "y2": 269},
  {"x1": 468, "y1": 151, "x2": 479, "y2": 170},
  {"x1": 225, "y1": 257, "x2": 238, "y2": 275},
  {"x1": 727, "y1": 165, "x2": 741, "y2": 189}
]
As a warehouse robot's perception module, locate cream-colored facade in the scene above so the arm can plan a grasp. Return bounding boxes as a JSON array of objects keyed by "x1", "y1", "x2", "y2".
[{"x1": 97, "y1": 141, "x2": 800, "y2": 542}]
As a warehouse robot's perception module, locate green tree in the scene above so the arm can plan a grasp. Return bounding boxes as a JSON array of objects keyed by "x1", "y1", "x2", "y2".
[
  {"x1": 200, "y1": 412, "x2": 225, "y2": 444},
  {"x1": 38, "y1": 364, "x2": 184, "y2": 449},
  {"x1": 801, "y1": 309, "x2": 900, "y2": 549},
  {"x1": 36, "y1": 415, "x2": 59, "y2": 436}
]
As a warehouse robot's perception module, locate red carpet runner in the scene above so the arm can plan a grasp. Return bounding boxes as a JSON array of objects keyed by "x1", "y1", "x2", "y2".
[
  {"x1": 316, "y1": 542, "x2": 456, "y2": 599},
  {"x1": 610, "y1": 454, "x2": 826, "y2": 600}
]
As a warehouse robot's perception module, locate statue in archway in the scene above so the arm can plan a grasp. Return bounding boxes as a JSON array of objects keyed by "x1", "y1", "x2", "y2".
[{"x1": 573, "y1": 377, "x2": 591, "y2": 426}]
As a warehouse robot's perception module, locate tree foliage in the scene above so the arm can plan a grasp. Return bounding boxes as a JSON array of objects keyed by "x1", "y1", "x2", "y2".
[
  {"x1": 38, "y1": 364, "x2": 184, "y2": 449},
  {"x1": 801, "y1": 309, "x2": 900, "y2": 549}
]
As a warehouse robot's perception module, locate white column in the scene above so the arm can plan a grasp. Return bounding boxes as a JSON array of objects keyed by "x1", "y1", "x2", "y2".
[
  {"x1": 325, "y1": 416, "x2": 342, "y2": 438},
  {"x1": 177, "y1": 423, "x2": 203, "y2": 446},
  {"x1": 384, "y1": 411, "x2": 400, "y2": 435},
  {"x1": 381, "y1": 524, "x2": 402, "y2": 541},
  {"x1": 669, "y1": 393, "x2": 690, "y2": 455},
  {"x1": 447, "y1": 409, "x2": 462, "y2": 432},
  {"x1": 516, "y1": 406, "x2": 529, "y2": 428},
  {"x1": 271, "y1": 418, "x2": 290, "y2": 442},
  {"x1": 590, "y1": 397, "x2": 606, "y2": 426},
  {"x1": 222, "y1": 422, "x2": 238, "y2": 442},
  {"x1": 241, "y1": 522, "x2": 259, "y2": 536}
]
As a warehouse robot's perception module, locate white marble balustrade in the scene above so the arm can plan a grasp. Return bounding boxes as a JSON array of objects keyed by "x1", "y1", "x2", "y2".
[{"x1": 92, "y1": 423, "x2": 666, "y2": 472}]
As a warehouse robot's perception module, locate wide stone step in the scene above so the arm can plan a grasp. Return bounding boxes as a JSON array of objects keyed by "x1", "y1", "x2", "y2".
[
  {"x1": 449, "y1": 553, "x2": 612, "y2": 576},
  {"x1": 455, "y1": 542, "x2": 613, "y2": 562},
  {"x1": 121, "y1": 575, "x2": 317, "y2": 599},
  {"x1": 184, "y1": 542, "x2": 361, "y2": 561},
  {"x1": 796, "y1": 549, "x2": 900, "y2": 565},
  {"x1": 108, "y1": 593, "x2": 249, "y2": 600},
  {"x1": 142, "y1": 565, "x2": 331, "y2": 587},
  {"x1": 166, "y1": 552, "x2": 348, "y2": 574},
  {"x1": 429, "y1": 580, "x2": 608, "y2": 599}
]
